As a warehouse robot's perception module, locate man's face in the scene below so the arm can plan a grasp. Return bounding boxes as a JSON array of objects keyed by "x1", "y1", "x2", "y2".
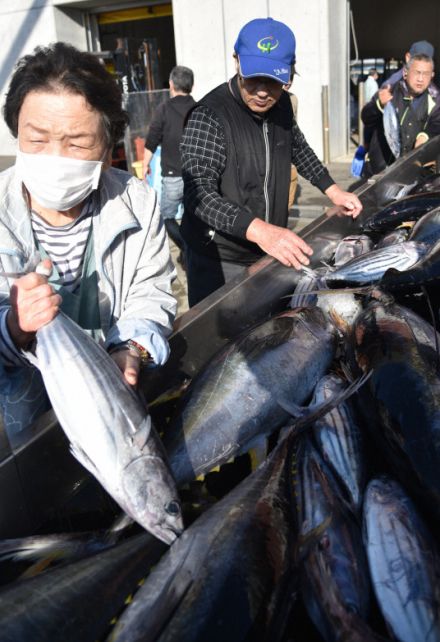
[
  {"x1": 405, "y1": 60, "x2": 434, "y2": 96},
  {"x1": 235, "y1": 59, "x2": 284, "y2": 114}
]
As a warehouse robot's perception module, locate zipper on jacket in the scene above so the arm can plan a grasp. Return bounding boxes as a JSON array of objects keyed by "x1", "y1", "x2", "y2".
[{"x1": 262, "y1": 120, "x2": 270, "y2": 222}]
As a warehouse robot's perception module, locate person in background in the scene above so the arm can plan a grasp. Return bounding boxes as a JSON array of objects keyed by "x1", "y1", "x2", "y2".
[
  {"x1": 113, "y1": 37, "x2": 131, "y2": 92},
  {"x1": 0, "y1": 42, "x2": 176, "y2": 444},
  {"x1": 181, "y1": 17, "x2": 362, "y2": 307},
  {"x1": 351, "y1": 68, "x2": 379, "y2": 177},
  {"x1": 361, "y1": 53, "x2": 440, "y2": 176},
  {"x1": 352, "y1": 42, "x2": 436, "y2": 177},
  {"x1": 283, "y1": 71, "x2": 299, "y2": 209},
  {"x1": 143, "y1": 66, "x2": 195, "y2": 266},
  {"x1": 364, "y1": 68, "x2": 379, "y2": 102},
  {"x1": 384, "y1": 40, "x2": 435, "y2": 86}
]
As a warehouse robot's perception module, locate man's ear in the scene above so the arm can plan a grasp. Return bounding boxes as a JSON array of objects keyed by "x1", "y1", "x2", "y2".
[{"x1": 233, "y1": 53, "x2": 240, "y2": 74}]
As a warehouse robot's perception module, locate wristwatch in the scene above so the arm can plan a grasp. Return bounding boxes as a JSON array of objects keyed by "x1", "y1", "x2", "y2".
[
  {"x1": 127, "y1": 339, "x2": 152, "y2": 365},
  {"x1": 108, "y1": 340, "x2": 152, "y2": 365}
]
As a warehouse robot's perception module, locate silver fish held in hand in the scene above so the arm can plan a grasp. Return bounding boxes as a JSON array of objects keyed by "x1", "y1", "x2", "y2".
[{"x1": 26, "y1": 312, "x2": 183, "y2": 545}]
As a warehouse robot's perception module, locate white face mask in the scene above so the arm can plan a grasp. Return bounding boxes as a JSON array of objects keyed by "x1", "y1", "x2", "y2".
[{"x1": 15, "y1": 151, "x2": 104, "y2": 211}]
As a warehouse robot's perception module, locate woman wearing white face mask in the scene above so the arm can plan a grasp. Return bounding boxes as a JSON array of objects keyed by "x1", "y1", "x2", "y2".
[{"x1": 0, "y1": 42, "x2": 177, "y2": 444}]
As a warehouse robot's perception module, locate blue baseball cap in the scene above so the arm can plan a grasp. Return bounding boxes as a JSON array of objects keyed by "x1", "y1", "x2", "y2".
[{"x1": 234, "y1": 17, "x2": 296, "y2": 85}]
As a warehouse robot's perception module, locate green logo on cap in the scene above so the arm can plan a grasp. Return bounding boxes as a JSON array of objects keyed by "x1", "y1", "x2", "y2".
[{"x1": 257, "y1": 37, "x2": 279, "y2": 54}]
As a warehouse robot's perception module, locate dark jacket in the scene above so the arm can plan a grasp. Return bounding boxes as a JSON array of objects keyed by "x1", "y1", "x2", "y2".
[
  {"x1": 361, "y1": 80, "x2": 440, "y2": 175},
  {"x1": 145, "y1": 94, "x2": 196, "y2": 176},
  {"x1": 181, "y1": 77, "x2": 332, "y2": 264}
]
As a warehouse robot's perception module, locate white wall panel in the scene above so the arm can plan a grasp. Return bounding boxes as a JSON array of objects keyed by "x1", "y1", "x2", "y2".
[{"x1": 172, "y1": 0, "x2": 227, "y2": 100}]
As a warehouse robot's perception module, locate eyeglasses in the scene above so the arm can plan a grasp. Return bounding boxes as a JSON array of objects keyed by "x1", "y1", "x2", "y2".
[
  {"x1": 408, "y1": 69, "x2": 433, "y2": 79},
  {"x1": 238, "y1": 75, "x2": 282, "y2": 90}
]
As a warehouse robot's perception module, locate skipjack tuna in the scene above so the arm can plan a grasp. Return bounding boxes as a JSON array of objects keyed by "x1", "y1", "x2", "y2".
[
  {"x1": 360, "y1": 192, "x2": 440, "y2": 233},
  {"x1": 364, "y1": 477, "x2": 440, "y2": 642},
  {"x1": 27, "y1": 312, "x2": 183, "y2": 545},
  {"x1": 109, "y1": 432, "x2": 296, "y2": 642},
  {"x1": 164, "y1": 307, "x2": 337, "y2": 486},
  {"x1": 349, "y1": 297, "x2": 440, "y2": 523}
]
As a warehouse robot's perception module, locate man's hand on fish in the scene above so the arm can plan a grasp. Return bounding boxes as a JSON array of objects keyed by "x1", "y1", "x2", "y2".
[
  {"x1": 246, "y1": 218, "x2": 313, "y2": 269},
  {"x1": 378, "y1": 84, "x2": 393, "y2": 108},
  {"x1": 7, "y1": 258, "x2": 61, "y2": 349},
  {"x1": 110, "y1": 347, "x2": 141, "y2": 387},
  {"x1": 325, "y1": 184, "x2": 363, "y2": 218}
]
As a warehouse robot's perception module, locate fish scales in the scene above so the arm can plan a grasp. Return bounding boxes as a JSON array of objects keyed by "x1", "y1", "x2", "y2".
[
  {"x1": 164, "y1": 307, "x2": 337, "y2": 487},
  {"x1": 29, "y1": 312, "x2": 183, "y2": 545},
  {"x1": 364, "y1": 477, "x2": 440, "y2": 642}
]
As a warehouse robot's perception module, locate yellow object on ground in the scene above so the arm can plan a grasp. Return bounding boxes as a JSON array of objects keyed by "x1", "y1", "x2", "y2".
[{"x1": 132, "y1": 161, "x2": 143, "y2": 179}]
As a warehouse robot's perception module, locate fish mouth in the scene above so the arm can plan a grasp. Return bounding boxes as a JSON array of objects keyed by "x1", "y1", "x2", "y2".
[{"x1": 154, "y1": 523, "x2": 183, "y2": 545}]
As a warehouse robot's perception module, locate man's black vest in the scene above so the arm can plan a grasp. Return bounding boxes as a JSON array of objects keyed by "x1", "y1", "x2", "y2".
[{"x1": 181, "y1": 77, "x2": 293, "y2": 264}]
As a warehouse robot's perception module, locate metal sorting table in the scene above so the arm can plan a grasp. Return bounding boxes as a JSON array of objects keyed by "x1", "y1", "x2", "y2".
[{"x1": 2, "y1": 136, "x2": 440, "y2": 537}]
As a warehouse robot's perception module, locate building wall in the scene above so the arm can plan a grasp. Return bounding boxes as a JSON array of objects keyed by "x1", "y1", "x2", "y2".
[
  {"x1": 0, "y1": 1, "x2": 88, "y2": 156},
  {"x1": 0, "y1": 0, "x2": 348, "y2": 160}
]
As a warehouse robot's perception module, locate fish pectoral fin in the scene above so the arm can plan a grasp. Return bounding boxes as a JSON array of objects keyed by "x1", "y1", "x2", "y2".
[
  {"x1": 130, "y1": 415, "x2": 153, "y2": 451},
  {"x1": 277, "y1": 397, "x2": 306, "y2": 418},
  {"x1": 70, "y1": 442, "x2": 100, "y2": 477}
]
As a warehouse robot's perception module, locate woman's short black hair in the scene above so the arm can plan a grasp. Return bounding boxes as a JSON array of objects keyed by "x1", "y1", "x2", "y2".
[{"x1": 3, "y1": 42, "x2": 129, "y2": 147}]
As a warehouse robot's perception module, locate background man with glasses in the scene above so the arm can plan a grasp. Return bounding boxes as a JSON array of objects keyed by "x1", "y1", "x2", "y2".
[{"x1": 361, "y1": 53, "x2": 440, "y2": 176}]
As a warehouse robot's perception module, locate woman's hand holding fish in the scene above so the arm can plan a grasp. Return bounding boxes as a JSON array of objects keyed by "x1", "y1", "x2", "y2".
[
  {"x1": 110, "y1": 347, "x2": 141, "y2": 387},
  {"x1": 7, "y1": 259, "x2": 61, "y2": 349},
  {"x1": 325, "y1": 184, "x2": 363, "y2": 218},
  {"x1": 246, "y1": 218, "x2": 313, "y2": 270}
]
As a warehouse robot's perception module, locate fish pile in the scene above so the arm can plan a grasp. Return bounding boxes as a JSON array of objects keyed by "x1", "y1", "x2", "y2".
[{"x1": 1, "y1": 170, "x2": 440, "y2": 640}]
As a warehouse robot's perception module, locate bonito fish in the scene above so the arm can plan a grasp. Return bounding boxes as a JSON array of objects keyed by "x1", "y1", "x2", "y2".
[
  {"x1": 324, "y1": 241, "x2": 427, "y2": 287},
  {"x1": 109, "y1": 431, "x2": 296, "y2": 642},
  {"x1": 293, "y1": 438, "x2": 371, "y2": 641},
  {"x1": 164, "y1": 307, "x2": 338, "y2": 486},
  {"x1": 350, "y1": 297, "x2": 440, "y2": 522},
  {"x1": 364, "y1": 477, "x2": 440, "y2": 642},
  {"x1": 311, "y1": 374, "x2": 366, "y2": 513},
  {"x1": 27, "y1": 312, "x2": 183, "y2": 545}
]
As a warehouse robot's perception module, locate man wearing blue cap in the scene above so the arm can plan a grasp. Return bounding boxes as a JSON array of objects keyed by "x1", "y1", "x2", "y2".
[{"x1": 181, "y1": 17, "x2": 362, "y2": 307}]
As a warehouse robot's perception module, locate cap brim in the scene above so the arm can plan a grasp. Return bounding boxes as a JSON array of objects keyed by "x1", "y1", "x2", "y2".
[{"x1": 239, "y1": 55, "x2": 290, "y2": 84}]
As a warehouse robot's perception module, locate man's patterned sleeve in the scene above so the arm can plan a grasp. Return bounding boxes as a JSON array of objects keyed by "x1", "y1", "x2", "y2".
[
  {"x1": 291, "y1": 119, "x2": 334, "y2": 193},
  {"x1": 181, "y1": 106, "x2": 255, "y2": 238}
]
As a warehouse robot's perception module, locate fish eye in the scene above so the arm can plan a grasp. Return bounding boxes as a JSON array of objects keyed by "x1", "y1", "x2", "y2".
[{"x1": 165, "y1": 500, "x2": 181, "y2": 516}]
